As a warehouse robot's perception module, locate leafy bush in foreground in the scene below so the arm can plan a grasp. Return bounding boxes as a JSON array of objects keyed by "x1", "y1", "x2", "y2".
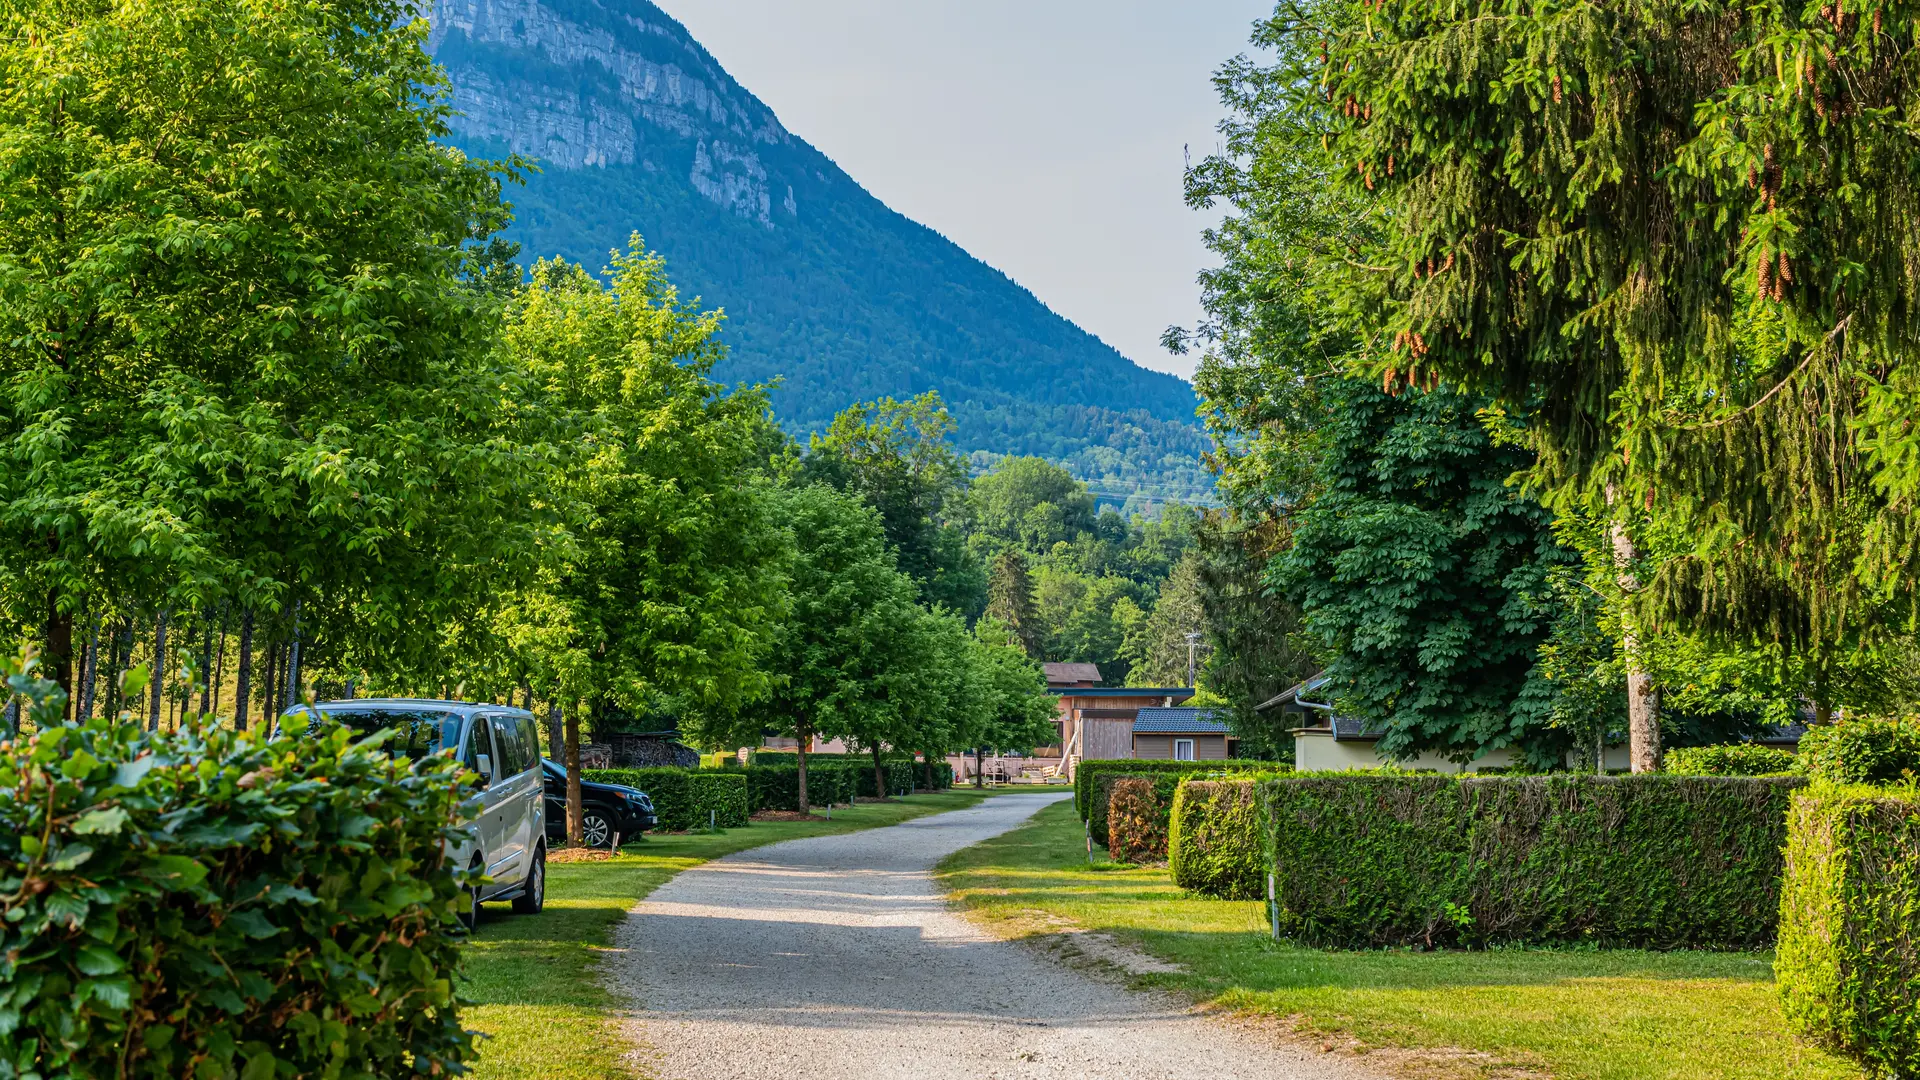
[
  {"x1": 1798, "y1": 718, "x2": 1920, "y2": 786},
  {"x1": 1259, "y1": 774, "x2": 1804, "y2": 949},
  {"x1": 1666, "y1": 743, "x2": 1798, "y2": 777},
  {"x1": 0, "y1": 668, "x2": 472, "y2": 1079},
  {"x1": 1169, "y1": 779, "x2": 1266, "y2": 899},
  {"x1": 1778, "y1": 784, "x2": 1920, "y2": 1078}
]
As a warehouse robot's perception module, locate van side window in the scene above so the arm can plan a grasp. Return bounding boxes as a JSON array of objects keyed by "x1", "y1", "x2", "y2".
[
  {"x1": 489, "y1": 713, "x2": 529, "y2": 777},
  {"x1": 516, "y1": 715, "x2": 543, "y2": 767},
  {"x1": 463, "y1": 719, "x2": 493, "y2": 775}
]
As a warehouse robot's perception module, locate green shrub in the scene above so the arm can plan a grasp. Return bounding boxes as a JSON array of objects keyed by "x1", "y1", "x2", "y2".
[
  {"x1": 1259, "y1": 774, "x2": 1805, "y2": 948},
  {"x1": 1778, "y1": 784, "x2": 1920, "y2": 1078},
  {"x1": 1169, "y1": 779, "x2": 1266, "y2": 899},
  {"x1": 1798, "y1": 718, "x2": 1920, "y2": 785},
  {"x1": 1668, "y1": 742, "x2": 1798, "y2": 777},
  {"x1": 0, "y1": 686, "x2": 472, "y2": 1079},
  {"x1": 853, "y1": 758, "x2": 917, "y2": 798},
  {"x1": 585, "y1": 768, "x2": 746, "y2": 830},
  {"x1": 1073, "y1": 758, "x2": 1273, "y2": 821},
  {"x1": 1107, "y1": 778, "x2": 1166, "y2": 862}
]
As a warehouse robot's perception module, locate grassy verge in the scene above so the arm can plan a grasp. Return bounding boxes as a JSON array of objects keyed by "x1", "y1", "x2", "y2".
[
  {"x1": 938, "y1": 799, "x2": 1863, "y2": 1080},
  {"x1": 463, "y1": 789, "x2": 1001, "y2": 1080}
]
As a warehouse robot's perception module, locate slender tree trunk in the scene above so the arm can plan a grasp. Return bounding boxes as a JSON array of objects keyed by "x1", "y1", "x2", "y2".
[
  {"x1": 975, "y1": 746, "x2": 985, "y2": 788},
  {"x1": 871, "y1": 744, "x2": 888, "y2": 801},
  {"x1": 922, "y1": 750, "x2": 934, "y2": 791},
  {"x1": 79, "y1": 621, "x2": 99, "y2": 722},
  {"x1": 796, "y1": 722, "x2": 811, "y2": 815},
  {"x1": 260, "y1": 636, "x2": 280, "y2": 726},
  {"x1": 283, "y1": 600, "x2": 302, "y2": 707},
  {"x1": 47, "y1": 590, "x2": 72, "y2": 718},
  {"x1": 148, "y1": 610, "x2": 169, "y2": 732},
  {"x1": 197, "y1": 612, "x2": 215, "y2": 715},
  {"x1": 210, "y1": 608, "x2": 229, "y2": 718},
  {"x1": 563, "y1": 702, "x2": 584, "y2": 845},
  {"x1": 1608, "y1": 498, "x2": 1661, "y2": 773},
  {"x1": 233, "y1": 612, "x2": 254, "y2": 732},
  {"x1": 547, "y1": 701, "x2": 563, "y2": 762}
]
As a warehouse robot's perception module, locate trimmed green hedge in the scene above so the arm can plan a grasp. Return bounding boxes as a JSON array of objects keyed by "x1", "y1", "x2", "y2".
[
  {"x1": 1667, "y1": 743, "x2": 1797, "y2": 777},
  {"x1": 1107, "y1": 778, "x2": 1165, "y2": 862},
  {"x1": 854, "y1": 759, "x2": 917, "y2": 798},
  {"x1": 1085, "y1": 761, "x2": 1283, "y2": 847},
  {"x1": 0, "y1": 703, "x2": 472, "y2": 1078},
  {"x1": 1169, "y1": 779, "x2": 1265, "y2": 899},
  {"x1": 1799, "y1": 718, "x2": 1920, "y2": 785},
  {"x1": 1778, "y1": 784, "x2": 1920, "y2": 1078},
  {"x1": 1259, "y1": 774, "x2": 1804, "y2": 948},
  {"x1": 739, "y1": 762, "x2": 865, "y2": 812},
  {"x1": 585, "y1": 768, "x2": 748, "y2": 830},
  {"x1": 1074, "y1": 758, "x2": 1272, "y2": 820}
]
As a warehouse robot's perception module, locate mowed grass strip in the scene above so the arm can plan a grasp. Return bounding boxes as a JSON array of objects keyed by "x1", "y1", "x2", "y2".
[
  {"x1": 463, "y1": 788, "x2": 1004, "y2": 1080},
  {"x1": 937, "y1": 799, "x2": 1865, "y2": 1080}
]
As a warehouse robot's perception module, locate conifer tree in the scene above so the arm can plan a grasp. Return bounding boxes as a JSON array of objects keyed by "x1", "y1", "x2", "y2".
[{"x1": 984, "y1": 550, "x2": 1043, "y2": 659}]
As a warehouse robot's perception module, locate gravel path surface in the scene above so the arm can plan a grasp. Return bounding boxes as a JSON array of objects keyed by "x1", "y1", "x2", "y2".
[{"x1": 609, "y1": 792, "x2": 1379, "y2": 1080}]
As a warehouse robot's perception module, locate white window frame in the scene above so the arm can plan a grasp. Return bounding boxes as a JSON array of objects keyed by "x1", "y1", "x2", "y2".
[{"x1": 1174, "y1": 738, "x2": 1195, "y2": 761}]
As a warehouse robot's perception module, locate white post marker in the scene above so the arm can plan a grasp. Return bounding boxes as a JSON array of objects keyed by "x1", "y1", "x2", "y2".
[{"x1": 1268, "y1": 872, "x2": 1279, "y2": 940}]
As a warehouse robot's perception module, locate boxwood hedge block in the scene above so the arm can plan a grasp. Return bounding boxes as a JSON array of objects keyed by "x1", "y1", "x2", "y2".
[
  {"x1": 1106, "y1": 777, "x2": 1167, "y2": 862},
  {"x1": 1258, "y1": 774, "x2": 1804, "y2": 948},
  {"x1": 1778, "y1": 785, "x2": 1920, "y2": 1079},
  {"x1": 585, "y1": 767, "x2": 748, "y2": 830},
  {"x1": 1074, "y1": 758, "x2": 1272, "y2": 823},
  {"x1": 1169, "y1": 779, "x2": 1266, "y2": 899}
]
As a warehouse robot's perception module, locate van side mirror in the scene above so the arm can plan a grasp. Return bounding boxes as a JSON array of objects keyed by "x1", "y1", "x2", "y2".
[{"x1": 475, "y1": 753, "x2": 494, "y2": 785}]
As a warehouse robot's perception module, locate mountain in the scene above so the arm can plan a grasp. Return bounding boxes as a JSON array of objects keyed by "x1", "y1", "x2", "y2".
[{"x1": 425, "y1": 0, "x2": 1213, "y2": 503}]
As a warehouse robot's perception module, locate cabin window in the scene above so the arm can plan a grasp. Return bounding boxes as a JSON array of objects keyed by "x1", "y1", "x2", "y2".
[{"x1": 1174, "y1": 738, "x2": 1195, "y2": 761}]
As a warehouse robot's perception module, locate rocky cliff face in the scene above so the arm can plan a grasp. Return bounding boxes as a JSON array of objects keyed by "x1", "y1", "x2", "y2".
[
  {"x1": 427, "y1": 0, "x2": 1213, "y2": 502},
  {"x1": 430, "y1": 0, "x2": 791, "y2": 222}
]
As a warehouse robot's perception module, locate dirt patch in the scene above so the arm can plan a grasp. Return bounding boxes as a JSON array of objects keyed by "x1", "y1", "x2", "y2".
[
  {"x1": 548, "y1": 846, "x2": 618, "y2": 864},
  {"x1": 749, "y1": 810, "x2": 826, "y2": 822}
]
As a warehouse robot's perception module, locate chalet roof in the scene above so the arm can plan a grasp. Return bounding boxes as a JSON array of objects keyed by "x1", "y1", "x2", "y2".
[
  {"x1": 1133, "y1": 707, "x2": 1231, "y2": 735},
  {"x1": 1043, "y1": 662, "x2": 1103, "y2": 687}
]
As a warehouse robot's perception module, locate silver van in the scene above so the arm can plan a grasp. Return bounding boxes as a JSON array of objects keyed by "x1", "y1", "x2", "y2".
[{"x1": 291, "y1": 699, "x2": 548, "y2": 927}]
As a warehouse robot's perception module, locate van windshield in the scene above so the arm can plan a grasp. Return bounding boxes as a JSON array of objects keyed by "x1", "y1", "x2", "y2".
[{"x1": 320, "y1": 709, "x2": 462, "y2": 762}]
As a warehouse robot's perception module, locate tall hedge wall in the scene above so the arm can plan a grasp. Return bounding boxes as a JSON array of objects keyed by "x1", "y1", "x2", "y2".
[
  {"x1": 1778, "y1": 785, "x2": 1920, "y2": 1078},
  {"x1": 0, "y1": 709, "x2": 473, "y2": 1078},
  {"x1": 1074, "y1": 759, "x2": 1272, "y2": 820},
  {"x1": 1169, "y1": 779, "x2": 1265, "y2": 899},
  {"x1": 1259, "y1": 774, "x2": 1805, "y2": 949},
  {"x1": 1107, "y1": 778, "x2": 1166, "y2": 862},
  {"x1": 585, "y1": 768, "x2": 749, "y2": 830}
]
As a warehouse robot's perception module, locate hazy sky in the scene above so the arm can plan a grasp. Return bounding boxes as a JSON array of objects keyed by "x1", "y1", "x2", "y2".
[{"x1": 663, "y1": 1, "x2": 1276, "y2": 381}]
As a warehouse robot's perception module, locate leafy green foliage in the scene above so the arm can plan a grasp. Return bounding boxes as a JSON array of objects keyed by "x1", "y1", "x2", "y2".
[
  {"x1": 0, "y1": 662, "x2": 471, "y2": 1079},
  {"x1": 1273, "y1": 381, "x2": 1572, "y2": 766},
  {"x1": 1190, "y1": 514, "x2": 1319, "y2": 760},
  {"x1": 1778, "y1": 785, "x2": 1920, "y2": 1079},
  {"x1": 1074, "y1": 759, "x2": 1276, "y2": 842},
  {"x1": 1797, "y1": 719, "x2": 1920, "y2": 786},
  {"x1": 1258, "y1": 775, "x2": 1804, "y2": 949},
  {"x1": 1667, "y1": 744, "x2": 1800, "y2": 777},
  {"x1": 582, "y1": 768, "x2": 748, "y2": 831},
  {"x1": 1168, "y1": 779, "x2": 1268, "y2": 900}
]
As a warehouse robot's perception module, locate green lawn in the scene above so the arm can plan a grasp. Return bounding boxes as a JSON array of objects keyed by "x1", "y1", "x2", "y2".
[
  {"x1": 937, "y1": 799, "x2": 1864, "y2": 1080},
  {"x1": 461, "y1": 789, "x2": 1003, "y2": 1080}
]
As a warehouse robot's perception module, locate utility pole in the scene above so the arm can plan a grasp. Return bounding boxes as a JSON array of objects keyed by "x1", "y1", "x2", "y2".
[{"x1": 1185, "y1": 631, "x2": 1202, "y2": 689}]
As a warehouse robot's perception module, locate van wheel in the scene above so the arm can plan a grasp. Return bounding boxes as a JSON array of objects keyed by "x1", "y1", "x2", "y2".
[
  {"x1": 459, "y1": 860, "x2": 484, "y2": 931},
  {"x1": 580, "y1": 810, "x2": 613, "y2": 849},
  {"x1": 512, "y1": 845, "x2": 546, "y2": 915}
]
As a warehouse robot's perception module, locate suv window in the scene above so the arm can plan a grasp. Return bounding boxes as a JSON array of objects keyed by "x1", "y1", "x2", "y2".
[
  {"x1": 462, "y1": 718, "x2": 493, "y2": 776},
  {"x1": 489, "y1": 713, "x2": 529, "y2": 777},
  {"x1": 516, "y1": 715, "x2": 542, "y2": 770},
  {"x1": 322, "y1": 709, "x2": 461, "y2": 762}
]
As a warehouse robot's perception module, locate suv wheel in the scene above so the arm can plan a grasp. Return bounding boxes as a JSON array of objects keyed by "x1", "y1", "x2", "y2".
[
  {"x1": 512, "y1": 845, "x2": 546, "y2": 915},
  {"x1": 580, "y1": 810, "x2": 613, "y2": 849},
  {"x1": 459, "y1": 860, "x2": 483, "y2": 931}
]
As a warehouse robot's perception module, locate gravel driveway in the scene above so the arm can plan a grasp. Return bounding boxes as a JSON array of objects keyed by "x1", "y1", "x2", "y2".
[{"x1": 609, "y1": 792, "x2": 1377, "y2": 1080}]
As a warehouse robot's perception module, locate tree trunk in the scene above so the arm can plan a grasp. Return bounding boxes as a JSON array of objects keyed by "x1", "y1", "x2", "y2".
[
  {"x1": 210, "y1": 608, "x2": 229, "y2": 719},
  {"x1": 922, "y1": 750, "x2": 933, "y2": 792},
  {"x1": 261, "y1": 636, "x2": 280, "y2": 726},
  {"x1": 283, "y1": 600, "x2": 302, "y2": 707},
  {"x1": 796, "y1": 724, "x2": 811, "y2": 815},
  {"x1": 233, "y1": 612, "x2": 254, "y2": 732},
  {"x1": 547, "y1": 701, "x2": 563, "y2": 761},
  {"x1": 871, "y1": 744, "x2": 888, "y2": 801},
  {"x1": 47, "y1": 590, "x2": 72, "y2": 718},
  {"x1": 148, "y1": 610, "x2": 169, "y2": 732},
  {"x1": 197, "y1": 613, "x2": 216, "y2": 715},
  {"x1": 563, "y1": 702, "x2": 584, "y2": 845},
  {"x1": 79, "y1": 621, "x2": 99, "y2": 721},
  {"x1": 1609, "y1": 507, "x2": 1661, "y2": 773},
  {"x1": 975, "y1": 746, "x2": 985, "y2": 788}
]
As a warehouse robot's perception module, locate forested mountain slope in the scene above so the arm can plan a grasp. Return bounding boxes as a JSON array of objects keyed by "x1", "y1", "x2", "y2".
[{"x1": 426, "y1": 0, "x2": 1212, "y2": 501}]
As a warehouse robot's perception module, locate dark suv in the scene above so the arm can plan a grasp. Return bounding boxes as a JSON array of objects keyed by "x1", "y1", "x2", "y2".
[{"x1": 540, "y1": 759, "x2": 657, "y2": 847}]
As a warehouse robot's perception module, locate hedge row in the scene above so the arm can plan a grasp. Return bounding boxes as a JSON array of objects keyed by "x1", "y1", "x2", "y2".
[
  {"x1": 1107, "y1": 778, "x2": 1167, "y2": 862},
  {"x1": 584, "y1": 768, "x2": 749, "y2": 830},
  {"x1": 1799, "y1": 718, "x2": 1920, "y2": 785},
  {"x1": 1074, "y1": 758, "x2": 1272, "y2": 821},
  {"x1": 1778, "y1": 784, "x2": 1920, "y2": 1078},
  {"x1": 735, "y1": 759, "x2": 952, "y2": 813},
  {"x1": 1666, "y1": 743, "x2": 1797, "y2": 777},
  {"x1": 0, "y1": 705, "x2": 472, "y2": 1078},
  {"x1": 1260, "y1": 774, "x2": 1804, "y2": 949},
  {"x1": 1169, "y1": 779, "x2": 1265, "y2": 899}
]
